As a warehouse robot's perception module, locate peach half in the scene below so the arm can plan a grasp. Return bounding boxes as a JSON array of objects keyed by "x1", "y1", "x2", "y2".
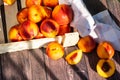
[
  {"x1": 40, "y1": 19, "x2": 59, "y2": 38},
  {"x1": 52, "y1": 4, "x2": 73, "y2": 25},
  {"x1": 19, "y1": 20, "x2": 39, "y2": 40},
  {"x1": 96, "y1": 59, "x2": 115, "y2": 78},
  {"x1": 46, "y1": 41, "x2": 64, "y2": 60},
  {"x1": 97, "y1": 41, "x2": 115, "y2": 59},
  {"x1": 77, "y1": 35, "x2": 96, "y2": 53},
  {"x1": 65, "y1": 50, "x2": 83, "y2": 65},
  {"x1": 17, "y1": 8, "x2": 28, "y2": 23},
  {"x1": 9, "y1": 24, "x2": 23, "y2": 42},
  {"x1": 25, "y1": 0, "x2": 42, "y2": 8}
]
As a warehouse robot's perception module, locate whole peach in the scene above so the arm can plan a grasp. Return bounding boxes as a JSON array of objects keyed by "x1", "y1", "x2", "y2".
[
  {"x1": 52, "y1": 4, "x2": 73, "y2": 25},
  {"x1": 17, "y1": 8, "x2": 28, "y2": 23},
  {"x1": 9, "y1": 24, "x2": 23, "y2": 42},
  {"x1": 77, "y1": 35, "x2": 96, "y2": 53},
  {"x1": 3, "y1": 0, "x2": 16, "y2": 5},
  {"x1": 43, "y1": 0, "x2": 58, "y2": 8},
  {"x1": 46, "y1": 41, "x2": 64, "y2": 60},
  {"x1": 26, "y1": 0, "x2": 42, "y2": 7},
  {"x1": 28, "y1": 5, "x2": 43, "y2": 23},
  {"x1": 19, "y1": 20, "x2": 39, "y2": 40},
  {"x1": 97, "y1": 41, "x2": 115, "y2": 59}
]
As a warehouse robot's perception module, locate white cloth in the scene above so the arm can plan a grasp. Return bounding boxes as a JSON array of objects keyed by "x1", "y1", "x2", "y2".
[{"x1": 59, "y1": 0, "x2": 120, "y2": 51}]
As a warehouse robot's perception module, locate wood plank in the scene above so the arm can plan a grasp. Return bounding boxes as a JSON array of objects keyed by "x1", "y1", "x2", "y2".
[
  {"x1": 106, "y1": 0, "x2": 120, "y2": 27},
  {"x1": 26, "y1": 49, "x2": 47, "y2": 80},
  {"x1": 100, "y1": 0, "x2": 108, "y2": 8},
  {"x1": 0, "y1": 9, "x2": 5, "y2": 43},
  {"x1": 44, "y1": 46, "x2": 88, "y2": 80},
  {"x1": 4, "y1": 1, "x2": 18, "y2": 42},
  {"x1": 20, "y1": 0, "x2": 26, "y2": 8},
  {"x1": 1, "y1": 49, "x2": 46, "y2": 80}
]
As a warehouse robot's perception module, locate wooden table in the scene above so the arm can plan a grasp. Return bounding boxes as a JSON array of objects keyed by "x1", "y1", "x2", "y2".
[{"x1": 0, "y1": 0, "x2": 120, "y2": 80}]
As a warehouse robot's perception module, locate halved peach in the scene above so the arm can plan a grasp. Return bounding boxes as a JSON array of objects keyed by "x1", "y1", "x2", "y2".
[
  {"x1": 40, "y1": 19, "x2": 59, "y2": 38},
  {"x1": 52, "y1": 4, "x2": 73, "y2": 25},
  {"x1": 9, "y1": 24, "x2": 23, "y2": 42},
  {"x1": 96, "y1": 59, "x2": 115, "y2": 78},
  {"x1": 19, "y1": 20, "x2": 39, "y2": 40},
  {"x1": 65, "y1": 50, "x2": 83, "y2": 65}
]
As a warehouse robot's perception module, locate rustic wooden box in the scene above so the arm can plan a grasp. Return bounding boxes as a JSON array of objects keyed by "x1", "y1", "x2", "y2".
[{"x1": 0, "y1": 0, "x2": 80, "y2": 54}]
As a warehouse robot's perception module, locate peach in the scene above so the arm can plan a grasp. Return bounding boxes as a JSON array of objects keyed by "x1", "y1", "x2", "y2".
[
  {"x1": 40, "y1": 19, "x2": 59, "y2": 38},
  {"x1": 58, "y1": 24, "x2": 71, "y2": 35},
  {"x1": 25, "y1": 0, "x2": 42, "y2": 8},
  {"x1": 46, "y1": 41, "x2": 64, "y2": 60},
  {"x1": 9, "y1": 24, "x2": 23, "y2": 42},
  {"x1": 65, "y1": 50, "x2": 83, "y2": 65},
  {"x1": 77, "y1": 35, "x2": 96, "y2": 53},
  {"x1": 17, "y1": 8, "x2": 28, "y2": 23},
  {"x1": 43, "y1": 0, "x2": 58, "y2": 8},
  {"x1": 97, "y1": 41, "x2": 115, "y2": 59},
  {"x1": 52, "y1": 4, "x2": 73, "y2": 25},
  {"x1": 19, "y1": 20, "x2": 39, "y2": 40},
  {"x1": 96, "y1": 59, "x2": 115, "y2": 78},
  {"x1": 3, "y1": 0, "x2": 16, "y2": 5},
  {"x1": 28, "y1": 5, "x2": 43, "y2": 23}
]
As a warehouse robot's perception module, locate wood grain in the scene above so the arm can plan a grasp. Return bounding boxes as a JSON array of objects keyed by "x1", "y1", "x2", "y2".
[
  {"x1": 1, "y1": 49, "x2": 46, "y2": 80},
  {"x1": 106, "y1": 0, "x2": 120, "y2": 27}
]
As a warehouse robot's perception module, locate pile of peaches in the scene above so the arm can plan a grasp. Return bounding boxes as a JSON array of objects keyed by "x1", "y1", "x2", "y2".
[
  {"x1": 9, "y1": 0, "x2": 73, "y2": 42},
  {"x1": 7, "y1": 0, "x2": 116, "y2": 78}
]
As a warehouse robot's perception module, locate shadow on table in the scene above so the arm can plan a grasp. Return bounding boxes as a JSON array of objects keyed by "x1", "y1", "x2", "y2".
[
  {"x1": 0, "y1": 53, "x2": 28, "y2": 80},
  {"x1": 29, "y1": 48, "x2": 59, "y2": 80}
]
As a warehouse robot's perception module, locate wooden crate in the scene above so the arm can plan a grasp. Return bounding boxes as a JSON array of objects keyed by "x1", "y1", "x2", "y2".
[{"x1": 0, "y1": 0, "x2": 79, "y2": 54}]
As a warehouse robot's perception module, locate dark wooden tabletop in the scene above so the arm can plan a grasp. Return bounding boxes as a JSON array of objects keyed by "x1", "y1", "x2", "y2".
[{"x1": 0, "y1": 0, "x2": 120, "y2": 80}]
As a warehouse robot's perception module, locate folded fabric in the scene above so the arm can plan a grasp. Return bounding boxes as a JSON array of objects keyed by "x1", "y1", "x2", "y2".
[{"x1": 59, "y1": 0, "x2": 120, "y2": 51}]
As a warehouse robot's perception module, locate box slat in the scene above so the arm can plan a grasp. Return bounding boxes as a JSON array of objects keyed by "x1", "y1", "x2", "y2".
[
  {"x1": 0, "y1": 10, "x2": 5, "y2": 43},
  {"x1": 4, "y1": 2, "x2": 18, "y2": 42}
]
